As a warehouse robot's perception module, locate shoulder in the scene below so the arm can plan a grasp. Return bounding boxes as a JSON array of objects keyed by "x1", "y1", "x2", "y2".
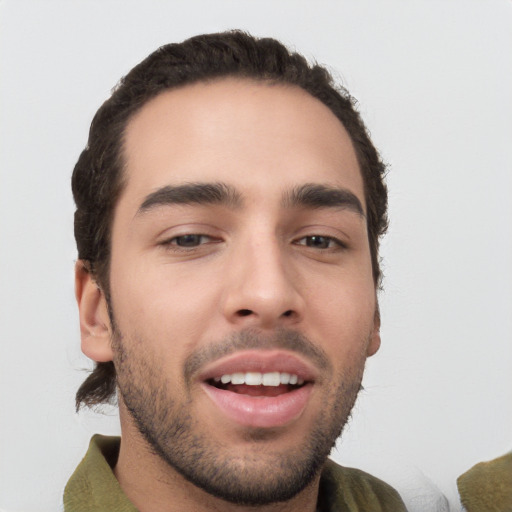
[
  {"x1": 318, "y1": 458, "x2": 407, "y2": 512},
  {"x1": 64, "y1": 435, "x2": 137, "y2": 512},
  {"x1": 457, "y1": 451, "x2": 512, "y2": 512}
]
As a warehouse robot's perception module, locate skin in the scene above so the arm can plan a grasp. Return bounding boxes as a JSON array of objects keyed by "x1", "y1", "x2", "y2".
[{"x1": 76, "y1": 78, "x2": 381, "y2": 512}]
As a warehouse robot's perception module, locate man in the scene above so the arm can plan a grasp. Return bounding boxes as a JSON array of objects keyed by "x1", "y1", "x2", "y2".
[{"x1": 65, "y1": 31, "x2": 406, "y2": 511}]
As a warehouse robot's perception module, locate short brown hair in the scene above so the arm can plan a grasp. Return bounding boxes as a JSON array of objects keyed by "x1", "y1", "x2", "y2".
[{"x1": 73, "y1": 30, "x2": 388, "y2": 410}]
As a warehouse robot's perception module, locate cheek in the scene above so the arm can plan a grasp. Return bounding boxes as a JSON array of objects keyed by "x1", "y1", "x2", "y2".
[
  {"x1": 305, "y1": 275, "x2": 376, "y2": 360},
  {"x1": 110, "y1": 260, "x2": 223, "y2": 345}
]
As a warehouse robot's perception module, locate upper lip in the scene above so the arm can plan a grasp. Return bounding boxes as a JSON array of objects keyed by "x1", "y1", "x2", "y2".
[{"x1": 198, "y1": 350, "x2": 318, "y2": 383}]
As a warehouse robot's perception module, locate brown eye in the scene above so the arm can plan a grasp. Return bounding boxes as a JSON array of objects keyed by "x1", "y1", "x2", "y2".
[
  {"x1": 304, "y1": 235, "x2": 332, "y2": 249},
  {"x1": 296, "y1": 235, "x2": 342, "y2": 249},
  {"x1": 173, "y1": 234, "x2": 209, "y2": 247}
]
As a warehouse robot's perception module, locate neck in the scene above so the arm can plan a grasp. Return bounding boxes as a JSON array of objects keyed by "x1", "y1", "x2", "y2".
[{"x1": 114, "y1": 405, "x2": 321, "y2": 512}]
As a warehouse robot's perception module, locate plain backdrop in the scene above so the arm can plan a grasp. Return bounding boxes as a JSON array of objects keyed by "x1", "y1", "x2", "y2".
[{"x1": 1, "y1": 1, "x2": 511, "y2": 511}]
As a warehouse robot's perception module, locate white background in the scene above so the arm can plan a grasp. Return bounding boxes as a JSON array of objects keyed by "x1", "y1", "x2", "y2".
[{"x1": 1, "y1": 1, "x2": 511, "y2": 511}]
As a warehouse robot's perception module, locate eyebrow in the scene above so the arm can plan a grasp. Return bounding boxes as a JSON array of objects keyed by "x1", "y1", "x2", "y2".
[
  {"x1": 283, "y1": 183, "x2": 365, "y2": 217},
  {"x1": 136, "y1": 181, "x2": 364, "y2": 218},
  {"x1": 137, "y1": 182, "x2": 243, "y2": 215}
]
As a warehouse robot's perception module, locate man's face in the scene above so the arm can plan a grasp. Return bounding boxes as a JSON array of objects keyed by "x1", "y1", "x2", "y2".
[{"x1": 107, "y1": 79, "x2": 380, "y2": 505}]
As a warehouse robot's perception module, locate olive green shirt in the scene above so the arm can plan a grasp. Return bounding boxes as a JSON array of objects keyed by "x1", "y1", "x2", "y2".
[
  {"x1": 457, "y1": 451, "x2": 512, "y2": 512},
  {"x1": 64, "y1": 435, "x2": 407, "y2": 512}
]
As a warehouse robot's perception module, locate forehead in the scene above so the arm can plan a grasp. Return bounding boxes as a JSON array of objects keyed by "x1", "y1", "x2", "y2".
[{"x1": 121, "y1": 78, "x2": 364, "y2": 209}]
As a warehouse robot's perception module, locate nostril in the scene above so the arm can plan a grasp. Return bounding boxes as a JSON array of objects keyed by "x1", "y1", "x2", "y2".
[
  {"x1": 237, "y1": 309, "x2": 252, "y2": 317},
  {"x1": 282, "y1": 310, "x2": 293, "y2": 317}
]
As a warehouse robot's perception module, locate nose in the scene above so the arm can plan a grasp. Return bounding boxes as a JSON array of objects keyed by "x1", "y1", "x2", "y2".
[{"x1": 222, "y1": 236, "x2": 304, "y2": 329}]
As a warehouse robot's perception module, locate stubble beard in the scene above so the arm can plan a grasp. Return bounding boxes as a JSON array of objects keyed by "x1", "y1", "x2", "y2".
[{"x1": 112, "y1": 326, "x2": 367, "y2": 507}]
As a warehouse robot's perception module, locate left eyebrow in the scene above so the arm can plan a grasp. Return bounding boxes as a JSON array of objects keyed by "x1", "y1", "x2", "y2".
[
  {"x1": 283, "y1": 183, "x2": 365, "y2": 217},
  {"x1": 136, "y1": 182, "x2": 243, "y2": 216}
]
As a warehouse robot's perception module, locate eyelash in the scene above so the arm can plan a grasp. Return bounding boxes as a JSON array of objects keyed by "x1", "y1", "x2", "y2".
[
  {"x1": 294, "y1": 235, "x2": 346, "y2": 250},
  {"x1": 160, "y1": 234, "x2": 346, "y2": 252},
  {"x1": 160, "y1": 234, "x2": 216, "y2": 250}
]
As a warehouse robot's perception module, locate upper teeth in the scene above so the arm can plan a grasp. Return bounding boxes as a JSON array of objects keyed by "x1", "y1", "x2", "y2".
[{"x1": 214, "y1": 372, "x2": 304, "y2": 387}]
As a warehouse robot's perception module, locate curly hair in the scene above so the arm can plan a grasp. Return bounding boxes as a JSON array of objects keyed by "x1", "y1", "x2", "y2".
[{"x1": 73, "y1": 30, "x2": 388, "y2": 410}]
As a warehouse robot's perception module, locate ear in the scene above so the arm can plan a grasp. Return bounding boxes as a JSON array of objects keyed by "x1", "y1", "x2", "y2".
[
  {"x1": 75, "y1": 260, "x2": 114, "y2": 362},
  {"x1": 366, "y1": 306, "x2": 381, "y2": 357}
]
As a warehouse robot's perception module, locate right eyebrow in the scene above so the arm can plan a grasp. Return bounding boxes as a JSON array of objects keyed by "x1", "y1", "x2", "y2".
[
  {"x1": 136, "y1": 182, "x2": 243, "y2": 216},
  {"x1": 283, "y1": 183, "x2": 365, "y2": 217}
]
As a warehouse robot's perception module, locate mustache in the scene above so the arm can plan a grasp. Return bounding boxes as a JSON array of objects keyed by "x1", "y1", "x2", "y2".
[{"x1": 184, "y1": 327, "x2": 332, "y2": 385}]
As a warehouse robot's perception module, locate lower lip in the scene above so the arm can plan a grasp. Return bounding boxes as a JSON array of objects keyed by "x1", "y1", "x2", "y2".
[{"x1": 201, "y1": 383, "x2": 313, "y2": 428}]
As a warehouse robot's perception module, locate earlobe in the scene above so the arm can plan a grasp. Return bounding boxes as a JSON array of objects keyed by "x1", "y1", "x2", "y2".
[
  {"x1": 75, "y1": 260, "x2": 114, "y2": 362},
  {"x1": 366, "y1": 308, "x2": 381, "y2": 357}
]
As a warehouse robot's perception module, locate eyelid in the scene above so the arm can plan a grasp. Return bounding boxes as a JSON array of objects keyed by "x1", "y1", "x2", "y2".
[
  {"x1": 293, "y1": 234, "x2": 347, "y2": 249},
  {"x1": 159, "y1": 233, "x2": 219, "y2": 249},
  {"x1": 154, "y1": 221, "x2": 224, "y2": 241},
  {"x1": 168, "y1": 234, "x2": 211, "y2": 244}
]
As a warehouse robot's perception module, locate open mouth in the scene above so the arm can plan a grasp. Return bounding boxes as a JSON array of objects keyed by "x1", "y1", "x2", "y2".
[
  {"x1": 199, "y1": 351, "x2": 317, "y2": 428},
  {"x1": 207, "y1": 371, "x2": 307, "y2": 397}
]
